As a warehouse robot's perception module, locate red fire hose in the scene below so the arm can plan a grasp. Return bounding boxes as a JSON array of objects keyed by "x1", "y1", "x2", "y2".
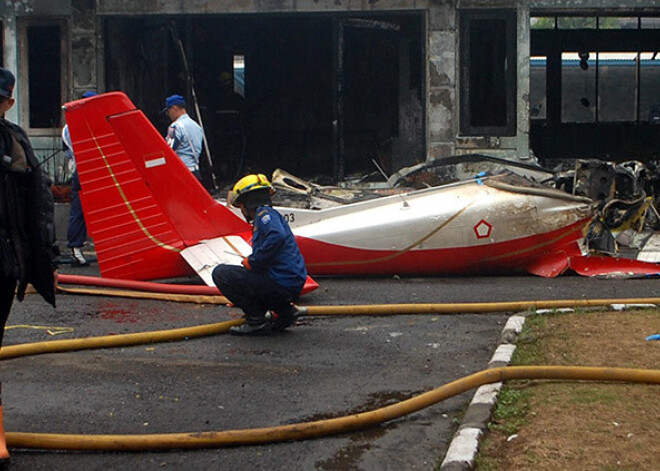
[{"x1": 56, "y1": 273, "x2": 220, "y2": 295}]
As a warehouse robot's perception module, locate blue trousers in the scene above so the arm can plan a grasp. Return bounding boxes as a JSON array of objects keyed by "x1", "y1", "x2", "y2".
[
  {"x1": 212, "y1": 264, "x2": 298, "y2": 325},
  {"x1": 67, "y1": 170, "x2": 87, "y2": 248}
]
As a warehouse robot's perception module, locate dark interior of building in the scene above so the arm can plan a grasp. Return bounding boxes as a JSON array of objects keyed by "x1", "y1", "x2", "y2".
[
  {"x1": 103, "y1": 14, "x2": 424, "y2": 188},
  {"x1": 530, "y1": 15, "x2": 660, "y2": 167}
]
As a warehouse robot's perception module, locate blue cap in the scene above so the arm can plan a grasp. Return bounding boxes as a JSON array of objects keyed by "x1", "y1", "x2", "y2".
[
  {"x1": 162, "y1": 94, "x2": 186, "y2": 112},
  {"x1": 0, "y1": 68, "x2": 15, "y2": 98},
  {"x1": 82, "y1": 91, "x2": 97, "y2": 99}
]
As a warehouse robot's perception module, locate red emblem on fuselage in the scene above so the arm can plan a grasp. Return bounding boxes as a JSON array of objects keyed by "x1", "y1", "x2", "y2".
[{"x1": 473, "y1": 219, "x2": 492, "y2": 239}]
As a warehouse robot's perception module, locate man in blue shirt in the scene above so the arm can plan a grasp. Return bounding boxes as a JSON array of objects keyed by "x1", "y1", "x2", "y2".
[
  {"x1": 212, "y1": 174, "x2": 308, "y2": 336},
  {"x1": 163, "y1": 94, "x2": 204, "y2": 182}
]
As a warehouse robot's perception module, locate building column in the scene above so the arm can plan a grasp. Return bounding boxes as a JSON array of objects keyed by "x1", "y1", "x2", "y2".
[
  {"x1": 3, "y1": 14, "x2": 19, "y2": 123},
  {"x1": 427, "y1": 4, "x2": 457, "y2": 160},
  {"x1": 516, "y1": 2, "x2": 532, "y2": 160}
]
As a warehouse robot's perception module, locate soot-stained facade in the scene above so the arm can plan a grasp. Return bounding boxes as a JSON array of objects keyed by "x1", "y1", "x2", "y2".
[{"x1": 1, "y1": 1, "x2": 660, "y2": 186}]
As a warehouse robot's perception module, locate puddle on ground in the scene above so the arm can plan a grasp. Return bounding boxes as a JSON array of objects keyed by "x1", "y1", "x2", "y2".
[{"x1": 297, "y1": 390, "x2": 424, "y2": 470}]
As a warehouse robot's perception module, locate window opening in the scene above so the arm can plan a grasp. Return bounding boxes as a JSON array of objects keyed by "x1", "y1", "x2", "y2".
[
  {"x1": 233, "y1": 54, "x2": 245, "y2": 97},
  {"x1": 561, "y1": 52, "x2": 597, "y2": 123},
  {"x1": 27, "y1": 24, "x2": 62, "y2": 128},
  {"x1": 640, "y1": 52, "x2": 660, "y2": 122},
  {"x1": 460, "y1": 10, "x2": 516, "y2": 136},
  {"x1": 640, "y1": 18, "x2": 660, "y2": 29},
  {"x1": 556, "y1": 50, "x2": 660, "y2": 123},
  {"x1": 599, "y1": 17, "x2": 639, "y2": 29},
  {"x1": 598, "y1": 52, "x2": 637, "y2": 122},
  {"x1": 531, "y1": 17, "x2": 556, "y2": 30},
  {"x1": 557, "y1": 17, "x2": 597, "y2": 29},
  {"x1": 469, "y1": 19, "x2": 508, "y2": 127},
  {"x1": 533, "y1": 15, "x2": 660, "y2": 31}
]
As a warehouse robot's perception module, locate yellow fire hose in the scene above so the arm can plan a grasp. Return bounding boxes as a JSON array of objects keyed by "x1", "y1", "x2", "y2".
[
  {"x1": 56, "y1": 283, "x2": 660, "y2": 312},
  {"x1": 0, "y1": 319, "x2": 242, "y2": 361},
  {"x1": 304, "y1": 297, "x2": 660, "y2": 316},
  {"x1": 2, "y1": 296, "x2": 659, "y2": 452},
  {"x1": 4, "y1": 366, "x2": 659, "y2": 451},
  {"x1": 3, "y1": 297, "x2": 660, "y2": 361}
]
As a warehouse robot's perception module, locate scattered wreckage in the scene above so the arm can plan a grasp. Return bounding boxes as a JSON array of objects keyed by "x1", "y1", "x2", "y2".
[
  {"x1": 273, "y1": 155, "x2": 660, "y2": 276},
  {"x1": 64, "y1": 91, "x2": 660, "y2": 284},
  {"x1": 548, "y1": 159, "x2": 660, "y2": 261}
]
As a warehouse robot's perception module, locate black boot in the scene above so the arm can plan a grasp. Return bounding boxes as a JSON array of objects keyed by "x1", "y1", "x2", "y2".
[{"x1": 271, "y1": 304, "x2": 308, "y2": 332}]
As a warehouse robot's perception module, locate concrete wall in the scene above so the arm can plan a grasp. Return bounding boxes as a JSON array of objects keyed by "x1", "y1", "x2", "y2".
[
  {"x1": 71, "y1": 0, "x2": 101, "y2": 98},
  {"x1": 428, "y1": 2, "x2": 457, "y2": 159},
  {"x1": 4, "y1": 0, "x2": 660, "y2": 180},
  {"x1": 97, "y1": 0, "x2": 431, "y2": 15},
  {"x1": 529, "y1": 0, "x2": 658, "y2": 10},
  {"x1": 0, "y1": 0, "x2": 526, "y2": 175},
  {"x1": 0, "y1": 1, "x2": 101, "y2": 181}
]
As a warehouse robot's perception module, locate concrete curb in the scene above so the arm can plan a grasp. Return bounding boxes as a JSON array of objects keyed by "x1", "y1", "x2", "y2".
[
  {"x1": 439, "y1": 314, "x2": 526, "y2": 471},
  {"x1": 439, "y1": 303, "x2": 657, "y2": 470}
]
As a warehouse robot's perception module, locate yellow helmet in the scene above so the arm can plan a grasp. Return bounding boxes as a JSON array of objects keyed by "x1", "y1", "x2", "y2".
[{"x1": 229, "y1": 174, "x2": 274, "y2": 208}]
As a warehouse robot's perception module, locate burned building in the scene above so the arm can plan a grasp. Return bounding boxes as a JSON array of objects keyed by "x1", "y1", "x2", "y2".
[{"x1": 1, "y1": 1, "x2": 659, "y2": 186}]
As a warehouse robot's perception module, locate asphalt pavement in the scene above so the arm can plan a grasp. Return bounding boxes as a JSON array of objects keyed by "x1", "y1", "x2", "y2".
[{"x1": 1, "y1": 263, "x2": 658, "y2": 470}]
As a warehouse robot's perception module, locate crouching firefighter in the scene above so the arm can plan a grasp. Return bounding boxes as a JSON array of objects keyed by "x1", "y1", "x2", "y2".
[
  {"x1": 212, "y1": 174, "x2": 307, "y2": 336},
  {"x1": 0, "y1": 67, "x2": 57, "y2": 467}
]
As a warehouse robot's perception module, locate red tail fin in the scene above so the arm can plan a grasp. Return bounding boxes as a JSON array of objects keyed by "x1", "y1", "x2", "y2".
[{"x1": 64, "y1": 92, "x2": 249, "y2": 280}]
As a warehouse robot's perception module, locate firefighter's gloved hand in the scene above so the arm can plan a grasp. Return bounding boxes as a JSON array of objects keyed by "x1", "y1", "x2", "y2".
[{"x1": 242, "y1": 257, "x2": 252, "y2": 270}]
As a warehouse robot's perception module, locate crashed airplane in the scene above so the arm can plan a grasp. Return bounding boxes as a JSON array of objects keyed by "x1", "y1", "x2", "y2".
[{"x1": 63, "y1": 92, "x2": 660, "y2": 284}]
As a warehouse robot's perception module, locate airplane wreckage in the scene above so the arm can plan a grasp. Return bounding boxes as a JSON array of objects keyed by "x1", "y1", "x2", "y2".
[{"x1": 62, "y1": 92, "x2": 660, "y2": 291}]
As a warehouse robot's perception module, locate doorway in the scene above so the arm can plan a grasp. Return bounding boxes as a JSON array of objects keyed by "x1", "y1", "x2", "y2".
[{"x1": 103, "y1": 13, "x2": 425, "y2": 185}]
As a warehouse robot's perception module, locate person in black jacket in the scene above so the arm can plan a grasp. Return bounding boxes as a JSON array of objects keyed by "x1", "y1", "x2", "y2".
[{"x1": 0, "y1": 67, "x2": 56, "y2": 467}]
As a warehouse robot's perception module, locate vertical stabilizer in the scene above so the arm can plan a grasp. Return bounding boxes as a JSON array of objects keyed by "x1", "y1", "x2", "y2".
[{"x1": 64, "y1": 92, "x2": 249, "y2": 280}]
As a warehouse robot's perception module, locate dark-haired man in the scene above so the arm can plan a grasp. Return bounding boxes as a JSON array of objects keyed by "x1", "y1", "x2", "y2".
[{"x1": 0, "y1": 67, "x2": 56, "y2": 466}]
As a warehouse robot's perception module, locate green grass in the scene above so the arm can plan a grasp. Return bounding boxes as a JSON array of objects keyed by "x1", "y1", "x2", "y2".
[
  {"x1": 476, "y1": 309, "x2": 660, "y2": 470},
  {"x1": 474, "y1": 455, "x2": 499, "y2": 471},
  {"x1": 564, "y1": 385, "x2": 621, "y2": 405},
  {"x1": 486, "y1": 317, "x2": 545, "y2": 436},
  {"x1": 511, "y1": 315, "x2": 547, "y2": 366},
  {"x1": 475, "y1": 318, "x2": 545, "y2": 470},
  {"x1": 475, "y1": 316, "x2": 545, "y2": 470},
  {"x1": 487, "y1": 386, "x2": 530, "y2": 435}
]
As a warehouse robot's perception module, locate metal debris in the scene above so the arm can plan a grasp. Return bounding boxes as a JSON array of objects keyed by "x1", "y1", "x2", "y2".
[{"x1": 272, "y1": 155, "x2": 660, "y2": 268}]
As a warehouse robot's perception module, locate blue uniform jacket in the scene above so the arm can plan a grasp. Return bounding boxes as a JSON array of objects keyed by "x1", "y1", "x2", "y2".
[
  {"x1": 247, "y1": 206, "x2": 307, "y2": 296},
  {"x1": 166, "y1": 113, "x2": 204, "y2": 170}
]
